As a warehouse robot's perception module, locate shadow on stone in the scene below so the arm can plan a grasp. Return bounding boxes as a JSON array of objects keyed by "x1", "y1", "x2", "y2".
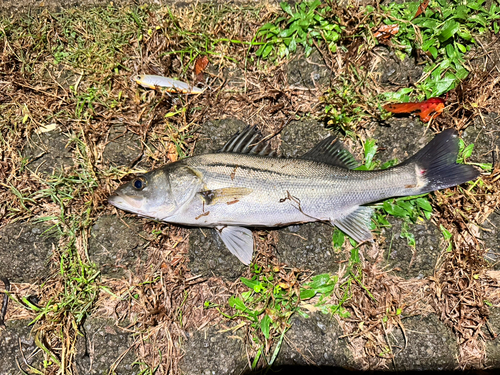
[
  {"x1": 277, "y1": 223, "x2": 347, "y2": 274},
  {"x1": 280, "y1": 119, "x2": 332, "y2": 158},
  {"x1": 188, "y1": 227, "x2": 246, "y2": 281},
  {"x1": 287, "y1": 49, "x2": 332, "y2": 89},
  {"x1": 193, "y1": 118, "x2": 248, "y2": 156},
  {"x1": 372, "y1": 118, "x2": 433, "y2": 163},
  {"x1": 371, "y1": 46, "x2": 423, "y2": 87},
  {"x1": 389, "y1": 314, "x2": 459, "y2": 371},
  {"x1": 276, "y1": 312, "x2": 355, "y2": 368},
  {"x1": 482, "y1": 212, "x2": 500, "y2": 271}
]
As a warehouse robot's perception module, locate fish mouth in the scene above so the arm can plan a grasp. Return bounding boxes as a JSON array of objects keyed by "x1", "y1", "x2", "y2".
[{"x1": 108, "y1": 194, "x2": 144, "y2": 212}]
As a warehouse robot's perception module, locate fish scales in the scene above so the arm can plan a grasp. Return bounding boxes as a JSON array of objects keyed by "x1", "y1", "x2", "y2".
[{"x1": 178, "y1": 153, "x2": 418, "y2": 227}]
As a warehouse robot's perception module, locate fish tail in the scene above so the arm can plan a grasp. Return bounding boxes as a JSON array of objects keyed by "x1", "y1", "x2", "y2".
[{"x1": 401, "y1": 129, "x2": 480, "y2": 194}]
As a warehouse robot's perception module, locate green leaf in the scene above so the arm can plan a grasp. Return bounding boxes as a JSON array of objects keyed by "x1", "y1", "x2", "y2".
[
  {"x1": 401, "y1": 230, "x2": 415, "y2": 247},
  {"x1": 430, "y1": 75, "x2": 456, "y2": 97},
  {"x1": 416, "y1": 198, "x2": 432, "y2": 212},
  {"x1": 440, "y1": 224, "x2": 452, "y2": 240},
  {"x1": 422, "y1": 39, "x2": 435, "y2": 51},
  {"x1": 299, "y1": 288, "x2": 316, "y2": 300},
  {"x1": 229, "y1": 296, "x2": 248, "y2": 312},
  {"x1": 445, "y1": 43, "x2": 455, "y2": 59},
  {"x1": 304, "y1": 43, "x2": 313, "y2": 57},
  {"x1": 278, "y1": 26, "x2": 297, "y2": 38},
  {"x1": 364, "y1": 139, "x2": 377, "y2": 169},
  {"x1": 457, "y1": 28, "x2": 473, "y2": 41},
  {"x1": 255, "y1": 44, "x2": 266, "y2": 57},
  {"x1": 376, "y1": 213, "x2": 391, "y2": 227},
  {"x1": 456, "y1": 42, "x2": 467, "y2": 53},
  {"x1": 438, "y1": 20, "x2": 460, "y2": 42},
  {"x1": 429, "y1": 46, "x2": 438, "y2": 59},
  {"x1": 328, "y1": 42, "x2": 337, "y2": 53},
  {"x1": 261, "y1": 314, "x2": 271, "y2": 340},
  {"x1": 454, "y1": 5, "x2": 468, "y2": 19},
  {"x1": 280, "y1": 1, "x2": 294, "y2": 16},
  {"x1": 306, "y1": 274, "x2": 336, "y2": 295},
  {"x1": 259, "y1": 23, "x2": 276, "y2": 32},
  {"x1": 469, "y1": 14, "x2": 487, "y2": 26},
  {"x1": 380, "y1": 159, "x2": 398, "y2": 170},
  {"x1": 262, "y1": 44, "x2": 273, "y2": 59},
  {"x1": 396, "y1": 200, "x2": 415, "y2": 215},
  {"x1": 462, "y1": 143, "x2": 474, "y2": 160},
  {"x1": 332, "y1": 228, "x2": 345, "y2": 249},
  {"x1": 383, "y1": 201, "x2": 409, "y2": 218},
  {"x1": 241, "y1": 277, "x2": 258, "y2": 289}
]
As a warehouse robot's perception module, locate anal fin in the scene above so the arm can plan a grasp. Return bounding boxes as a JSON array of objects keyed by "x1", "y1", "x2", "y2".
[
  {"x1": 332, "y1": 206, "x2": 374, "y2": 244},
  {"x1": 215, "y1": 226, "x2": 254, "y2": 265}
]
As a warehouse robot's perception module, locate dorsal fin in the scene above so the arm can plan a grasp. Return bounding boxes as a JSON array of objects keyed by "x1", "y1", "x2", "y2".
[
  {"x1": 301, "y1": 136, "x2": 358, "y2": 169},
  {"x1": 218, "y1": 126, "x2": 276, "y2": 156}
]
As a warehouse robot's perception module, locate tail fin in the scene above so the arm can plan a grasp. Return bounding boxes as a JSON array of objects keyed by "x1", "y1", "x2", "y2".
[{"x1": 401, "y1": 129, "x2": 480, "y2": 194}]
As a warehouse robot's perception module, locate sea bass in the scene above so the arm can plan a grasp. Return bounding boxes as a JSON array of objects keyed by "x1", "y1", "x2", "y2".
[{"x1": 108, "y1": 127, "x2": 479, "y2": 265}]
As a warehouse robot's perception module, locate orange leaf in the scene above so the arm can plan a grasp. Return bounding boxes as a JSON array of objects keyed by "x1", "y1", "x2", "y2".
[
  {"x1": 194, "y1": 56, "x2": 209, "y2": 75},
  {"x1": 413, "y1": 0, "x2": 430, "y2": 20},
  {"x1": 383, "y1": 97, "x2": 446, "y2": 122},
  {"x1": 373, "y1": 24, "x2": 399, "y2": 41}
]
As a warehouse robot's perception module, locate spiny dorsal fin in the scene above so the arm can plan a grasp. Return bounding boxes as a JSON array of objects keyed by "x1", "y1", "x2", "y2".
[
  {"x1": 219, "y1": 126, "x2": 276, "y2": 156},
  {"x1": 301, "y1": 136, "x2": 358, "y2": 169}
]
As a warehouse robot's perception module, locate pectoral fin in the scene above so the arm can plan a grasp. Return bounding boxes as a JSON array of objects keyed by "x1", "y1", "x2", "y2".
[
  {"x1": 216, "y1": 226, "x2": 254, "y2": 265},
  {"x1": 199, "y1": 187, "x2": 252, "y2": 205},
  {"x1": 332, "y1": 206, "x2": 374, "y2": 244}
]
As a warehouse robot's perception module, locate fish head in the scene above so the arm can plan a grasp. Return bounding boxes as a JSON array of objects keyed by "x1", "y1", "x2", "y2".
[
  {"x1": 108, "y1": 164, "x2": 202, "y2": 221},
  {"x1": 108, "y1": 168, "x2": 177, "y2": 220}
]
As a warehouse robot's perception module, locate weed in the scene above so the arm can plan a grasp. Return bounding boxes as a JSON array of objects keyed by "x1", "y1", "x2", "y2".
[
  {"x1": 255, "y1": 1, "x2": 343, "y2": 60},
  {"x1": 372, "y1": 0, "x2": 500, "y2": 98},
  {"x1": 206, "y1": 261, "x2": 352, "y2": 369}
]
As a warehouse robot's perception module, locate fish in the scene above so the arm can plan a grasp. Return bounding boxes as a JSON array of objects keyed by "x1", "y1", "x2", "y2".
[
  {"x1": 108, "y1": 126, "x2": 480, "y2": 265},
  {"x1": 383, "y1": 97, "x2": 445, "y2": 122},
  {"x1": 133, "y1": 74, "x2": 204, "y2": 95}
]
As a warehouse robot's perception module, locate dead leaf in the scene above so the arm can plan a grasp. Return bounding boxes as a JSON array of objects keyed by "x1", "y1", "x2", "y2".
[
  {"x1": 194, "y1": 56, "x2": 209, "y2": 83},
  {"x1": 413, "y1": 0, "x2": 430, "y2": 20},
  {"x1": 373, "y1": 24, "x2": 399, "y2": 44}
]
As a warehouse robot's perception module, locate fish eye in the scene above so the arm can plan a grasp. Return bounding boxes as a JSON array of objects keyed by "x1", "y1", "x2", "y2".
[{"x1": 132, "y1": 177, "x2": 146, "y2": 190}]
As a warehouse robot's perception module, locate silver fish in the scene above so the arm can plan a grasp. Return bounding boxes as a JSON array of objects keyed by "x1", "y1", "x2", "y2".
[
  {"x1": 133, "y1": 74, "x2": 205, "y2": 95},
  {"x1": 108, "y1": 127, "x2": 479, "y2": 264}
]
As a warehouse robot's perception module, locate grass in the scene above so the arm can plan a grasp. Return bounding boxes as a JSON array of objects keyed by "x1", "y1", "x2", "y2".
[{"x1": 0, "y1": 0, "x2": 499, "y2": 373}]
